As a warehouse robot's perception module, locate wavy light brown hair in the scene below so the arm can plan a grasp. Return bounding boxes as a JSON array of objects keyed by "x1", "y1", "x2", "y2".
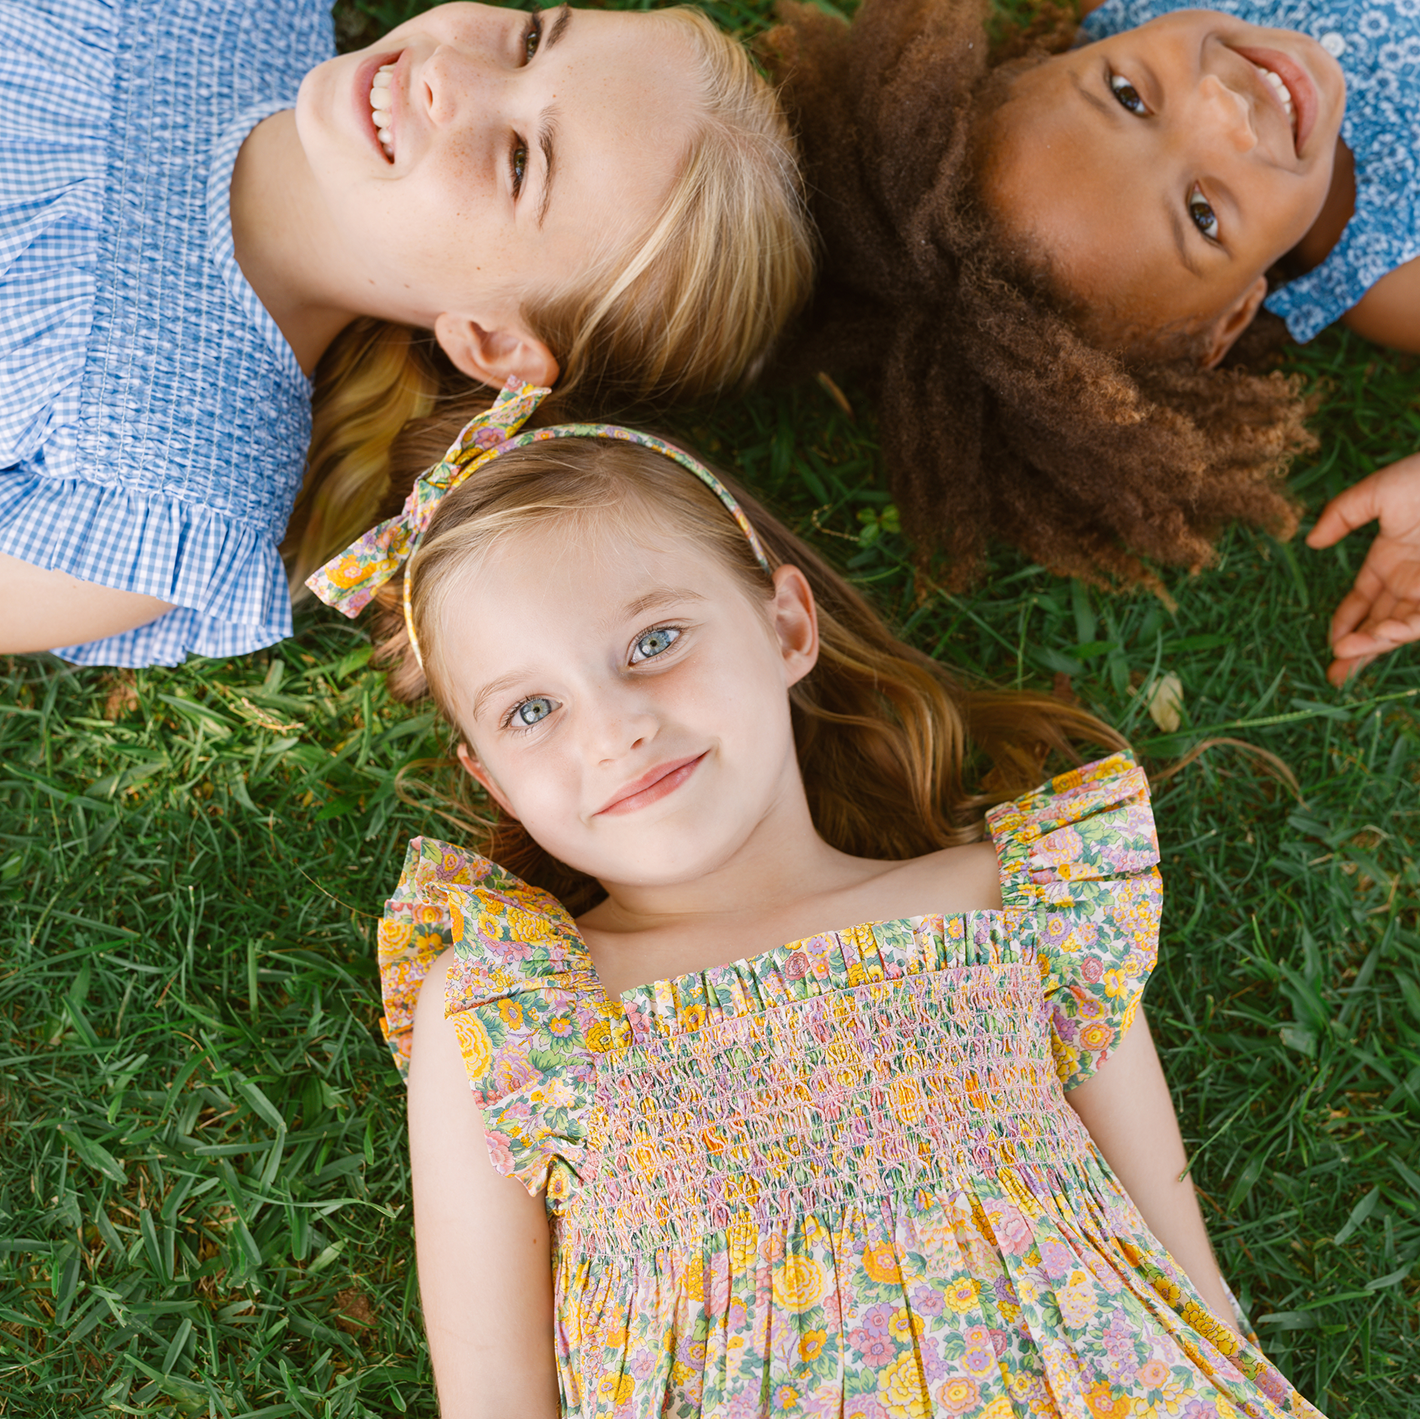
[
  {"x1": 284, "y1": 6, "x2": 814, "y2": 589},
  {"x1": 765, "y1": 0, "x2": 1318, "y2": 592},
  {"x1": 374, "y1": 437, "x2": 1125, "y2": 913}
]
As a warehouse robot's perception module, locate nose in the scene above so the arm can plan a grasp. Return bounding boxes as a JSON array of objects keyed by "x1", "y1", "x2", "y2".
[
  {"x1": 583, "y1": 691, "x2": 659, "y2": 765},
  {"x1": 1195, "y1": 72, "x2": 1258, "y2": 154},
  {"x1": 418, "y1": 43, "x2": 504, "y2": 129}
]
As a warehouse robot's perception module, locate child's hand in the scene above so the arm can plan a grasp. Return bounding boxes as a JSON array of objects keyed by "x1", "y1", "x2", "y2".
[{"x1": 1306, "y1": 454, "x2": 1420, "y2": 686}]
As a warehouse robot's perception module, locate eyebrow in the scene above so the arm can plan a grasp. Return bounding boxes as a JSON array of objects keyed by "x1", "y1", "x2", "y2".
[
  {"x1": 621, "y1": 587, "x2": 708, "y2": 621},
  {"x1": 1070, "y1": 67, "x2": 1116, "y2": 119},
  {"x1": 536, "y1": 109, "x2": 559, "y2": 228},
  {"x1": 471, "y1": 670, "x2": 536, "y2": 724},
  {"x1": 533, "y1": 7, "x2": 571, "y2": 228}
]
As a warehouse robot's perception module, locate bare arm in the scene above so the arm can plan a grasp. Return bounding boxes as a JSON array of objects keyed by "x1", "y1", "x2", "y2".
[
  {"x1": 408, "y1": 948, "x2": 561, "y2": 1418},
  {"x1": 1066, "y1": 1007, "x2": 1239, "y2": 1335},
  {"x1": 1341, "y1": 256, "x2": 1420, "y2": 353},
  {"x1": 0, "y1": 552, "x2": 173, "y2": 654}
]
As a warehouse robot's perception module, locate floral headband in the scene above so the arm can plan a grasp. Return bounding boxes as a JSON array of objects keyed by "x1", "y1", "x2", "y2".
[{"x1": 306, "y1": 377, "x2": 772, "y2": 669}]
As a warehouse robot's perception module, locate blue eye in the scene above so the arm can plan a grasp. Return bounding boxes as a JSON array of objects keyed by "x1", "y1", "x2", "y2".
[
  {"x1": 512, "y1": 695, "x2": 556, "y2": 728},
  {"x1": 1188, "y1": 186, "x2": 1220, "y2": 241},
  {"x1": 631, "y1": 627, "x2": 680, "y2": 663},
  {"x1": 1110, "y1": 73, "x2": 1147, "y2": 114}
]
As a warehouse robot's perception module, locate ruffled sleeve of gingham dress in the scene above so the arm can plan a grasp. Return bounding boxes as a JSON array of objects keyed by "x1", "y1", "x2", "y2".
[
  {"x1": 0, "y1": 0, "x2": 331, "y2": 667},
  {"x1": 379, "y1": 756, "x2": 1322, "y2": 1419}
]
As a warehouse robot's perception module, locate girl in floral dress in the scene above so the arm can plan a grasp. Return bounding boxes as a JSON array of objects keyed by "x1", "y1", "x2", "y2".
[{"x1": 311, "y1": 383, "x2": 1323, "y2": 1417}]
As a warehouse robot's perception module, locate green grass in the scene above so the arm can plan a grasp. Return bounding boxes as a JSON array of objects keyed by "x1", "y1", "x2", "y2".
[{"x1": 2, "y1": 4, "x2": 1419, "y2": 1417}]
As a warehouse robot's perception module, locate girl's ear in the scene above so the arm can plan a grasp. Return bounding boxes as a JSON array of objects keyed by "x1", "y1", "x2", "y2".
[
  {"x1": 769, "y1": 564, "x2": 819, "y2": 689},
  {"x1": 1200, "y1": 276, "x2": 1269, "y2": 370},
  {"x1": 456, "y1": 741, "x2": 516, "y2": 815},
  {"x1": 434, "y1": 313, "x2": 560, "y2": 390}
]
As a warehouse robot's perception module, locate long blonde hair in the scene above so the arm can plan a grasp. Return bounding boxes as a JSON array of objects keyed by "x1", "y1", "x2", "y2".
[
  {"x1": 285, "y1": 7, "x2": 814, "y2": 590},
  {"x1": 375, "y1": 439, "x2": 1126, "y2": 914}
]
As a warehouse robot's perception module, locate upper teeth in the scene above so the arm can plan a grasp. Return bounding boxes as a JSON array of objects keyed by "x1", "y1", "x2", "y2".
[
  {"x1": 370, "y1": 65, "x2": 393, "y2": 156},
  {"x1": 1254, "y1": 63, "x2": 1295, "y2": 127}
]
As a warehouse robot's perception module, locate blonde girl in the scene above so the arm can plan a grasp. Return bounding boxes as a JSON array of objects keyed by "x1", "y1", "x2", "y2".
[
  {"x1": 0, "y1": 0, "x2": 810, "y2": 667},
  {"x1": 310, "y1": 383, "x2": 1322, "y2": 1417}
]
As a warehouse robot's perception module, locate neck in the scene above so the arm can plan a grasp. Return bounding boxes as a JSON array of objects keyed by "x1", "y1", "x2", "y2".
[
  {"x1": 577, "y1": 774, "x2": 883, "y2": 997},
  {"x1": 1283, "y1": 136, "x2": 1356, "y2": 279},
  {"x1": 229, "y1": 110, "x2": 362, "y2": 375}
]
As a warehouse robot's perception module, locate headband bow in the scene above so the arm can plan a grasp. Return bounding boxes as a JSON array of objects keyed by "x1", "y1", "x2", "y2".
[{"x1": 305, "y1": 376, "x2": 772, "y2": 664}]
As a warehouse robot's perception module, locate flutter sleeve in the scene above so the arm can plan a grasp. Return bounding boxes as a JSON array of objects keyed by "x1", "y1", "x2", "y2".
[
  {"x1": 443, "y1": 868, "x2": 625, "y2": 1208},
  {"x1": 988, "y1": 752, "x2": 1162, "y2": 1091},
  {"x1": 376, "y1": 836, "x2": 483, "y2": 1079}
]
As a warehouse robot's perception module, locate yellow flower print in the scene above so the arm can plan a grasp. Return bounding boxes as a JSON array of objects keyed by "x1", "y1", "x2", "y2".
[
  {"x1": 1102, "y1": 967, "x2": 1132, "y2": 999},
  {"x1": 979, "y1": 1396, "x2": 1015, "y2": 1418},
  {"x1": 861, "y1": 1240, "x2": 900, "y2": 1285},
  {"x1": 879, "y1": 1354, "x2": 928, "y2": 1414},
  {"x1": 453, "y1": 1014, "x2": 492, "y2": 1078},
  {"x1": 728, "y1": 1219, "x2": 759, "y2": 1275},
  {"x1": 944, "y1": 1275, "x2": 978, "y2": 1314},
  {"x1": 1084, "y1": 1380, "x2": 1130, "y2": 1414},
  {"x1": 1058, "y1": 1271, "x2": 1098, "y2": 1329},
  {"x1": 772, "y1": 1255, "x2": 824, "y2": 1312},
  {"x1": 799, "y1": 1328, "x2": 828, "y2": 1361},
  {"x1": 936, "y1": 1376, "x2": 981, "y2": 1415},
  {"x1": 413, "y1": 929, "x2": 444, "y2": 955},
  {"x1": 774, "y1": 1385, "x2": 801, "y2": 1410},
  {"x1": 498, "y1": 998, "x2": 524, "y2": 1029},
  {"x1": 891, "y1": 1076, "x2": 925, "y2": 1125},
  {"x1": 888, "y1": 1307, "x2": 923, "y2": 1343},
  {"x1": 670, "y1": 1360, "x2": 698, "y2": 1389},
  {"x1": 585, "y1": 1018, "x2": 616, "y2": 1053},
  {"x1": 595, "y1": 1373, "x2": 636, "y2": 1407},
  {"x1": 378, "y1": 920, "x2": 413, "y2": 950}
]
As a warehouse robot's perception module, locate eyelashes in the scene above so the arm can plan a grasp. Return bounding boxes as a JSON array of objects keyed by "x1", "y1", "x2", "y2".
[{"x1": 510, "y1": 8, "x2": 543, "y2": 196}]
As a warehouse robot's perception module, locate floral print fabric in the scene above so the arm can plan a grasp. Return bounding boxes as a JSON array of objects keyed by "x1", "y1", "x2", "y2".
[{"x1": 378, "y1": 754, "x2": 1321, "y2": 1417}]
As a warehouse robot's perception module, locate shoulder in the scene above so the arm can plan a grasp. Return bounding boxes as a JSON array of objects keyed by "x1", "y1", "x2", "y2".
[{"x1": 1341, "y1": 256, "x2": 1420, "y2": 353}]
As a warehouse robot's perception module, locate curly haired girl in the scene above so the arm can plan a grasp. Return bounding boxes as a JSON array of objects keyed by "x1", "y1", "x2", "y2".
[
  {"x1": 0, "y1": 0, "x2": 810, "y2": 667},
  {"x1": 308, "y1": 382, "x2": 1321, "y2": 1417},
  {"x1": 769, "y1": 0, "x2": 1417, "y2": 681}
]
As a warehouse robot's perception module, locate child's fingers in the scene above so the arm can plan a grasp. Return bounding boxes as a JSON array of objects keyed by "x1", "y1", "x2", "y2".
[
  {"x1": 1328, "y1": 582, "x2": 1378, "y2": 644},
  {"x1": 1307, "y1": 476, "x2": 1386, "y2": 549},
  {"x1": 1327, "y1": 649, "x2": 1383, "y2": 687}
]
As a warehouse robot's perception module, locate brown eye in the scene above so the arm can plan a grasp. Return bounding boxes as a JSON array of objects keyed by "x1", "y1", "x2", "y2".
[
  {"x1": 511, "y1": 139, "x2": 528, "y2": 195},
  {"x1": 1110, "y1": 73, "x2": 1147, "y2": 114},
  {"x1": 523, "y1": 11, "x2": 542, "y2": 62},
  {"x1": 1188, "y1": 186, "x2": 1220, "y2": 242}
]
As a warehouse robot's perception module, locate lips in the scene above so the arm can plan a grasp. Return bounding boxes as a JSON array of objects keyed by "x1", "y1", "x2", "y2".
[
  {"x1": 1235, "y1": 45, "x2": 1318, "y2": 155},
  {"x1": 595, "y1": 753, "x2": 707, "y2": 816}
]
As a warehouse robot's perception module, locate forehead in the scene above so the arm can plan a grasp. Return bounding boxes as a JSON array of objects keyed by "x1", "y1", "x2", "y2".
[{"x1": 538, "y1": 12, "x2": 700, "y2": 236}]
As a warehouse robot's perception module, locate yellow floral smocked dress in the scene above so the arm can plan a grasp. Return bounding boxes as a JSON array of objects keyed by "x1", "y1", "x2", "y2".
[{"x1": 377, "y1": 754, "x2": 1322, "y2": 1419}]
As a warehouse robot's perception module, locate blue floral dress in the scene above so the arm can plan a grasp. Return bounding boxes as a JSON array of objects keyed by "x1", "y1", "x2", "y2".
[
  {"x1": 1080, "y1": 0, "x2": 1420, "y2": 342},
  {"x1": 377, "y1": 755, "x2": 1322, "y2": 1417}
]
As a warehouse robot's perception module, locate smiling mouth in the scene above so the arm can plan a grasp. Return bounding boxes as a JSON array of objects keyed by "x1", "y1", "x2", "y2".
[
  {"x1": 596, "y1": 753, "x2": 707, "y2": 816},
  {"x1": 370, "y1": 63, "x2": 395, "y2": 160}
]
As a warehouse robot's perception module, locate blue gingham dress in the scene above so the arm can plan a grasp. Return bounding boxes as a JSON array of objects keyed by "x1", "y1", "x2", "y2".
[
  {"x1": 0, "y1": 0, "x2": 333, "y2": 666},
  {"x1": 1080, "y1": 0, "x2": 1420, "y2": 343}
]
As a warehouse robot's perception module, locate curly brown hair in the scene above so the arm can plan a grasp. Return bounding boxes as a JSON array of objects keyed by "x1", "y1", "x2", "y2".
[{"x1": 765, "y1": 0, "x2": 1318, "y2": 591}]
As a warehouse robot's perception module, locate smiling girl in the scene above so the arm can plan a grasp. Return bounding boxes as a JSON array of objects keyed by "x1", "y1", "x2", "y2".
[
  {"x1": 318, "y1": 383, "x2": 1323, "y2": 1416},
  {"x1": 0, "y1": 0, "x2": 810, "y2": 667},
  {"x1": 770, "y1": 0, "x2": 1416, "y2": 680}
]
